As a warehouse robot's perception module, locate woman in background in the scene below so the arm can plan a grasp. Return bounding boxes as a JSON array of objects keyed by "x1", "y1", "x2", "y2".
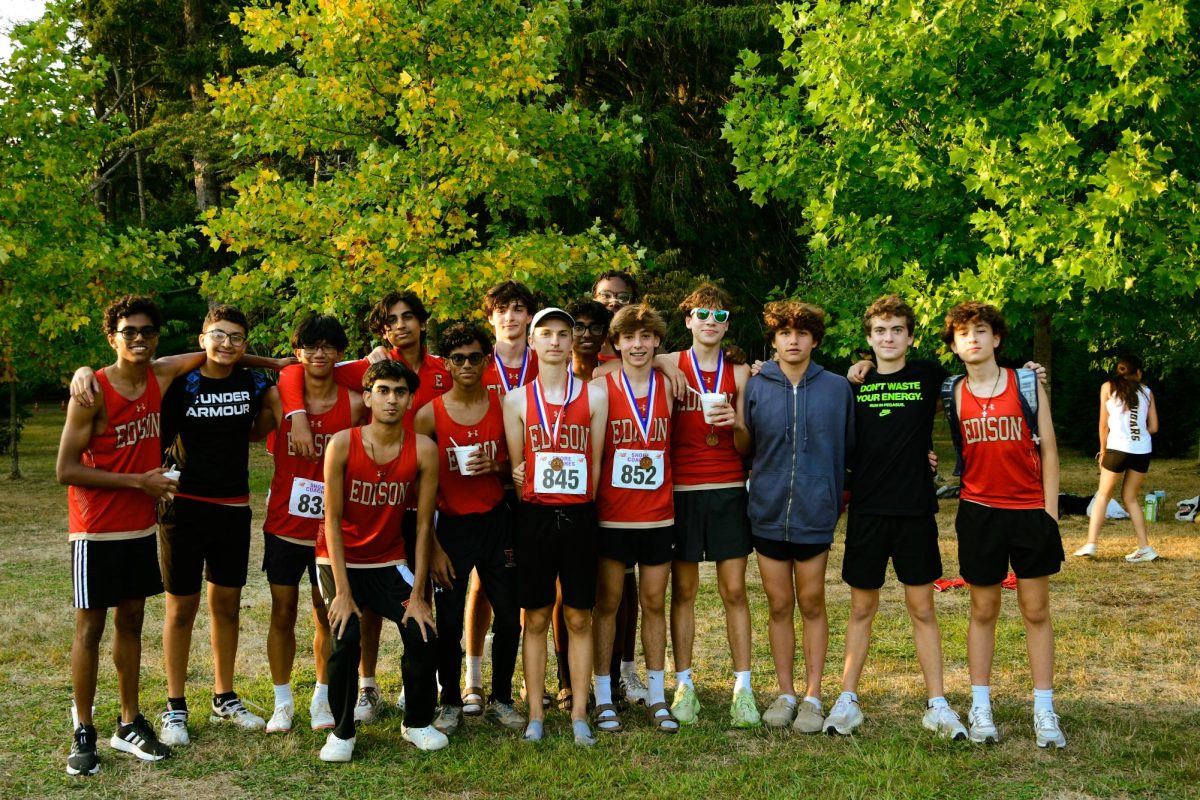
[{"x1": 1075, "y1": 355, "x2": 1159, "y2": 563}]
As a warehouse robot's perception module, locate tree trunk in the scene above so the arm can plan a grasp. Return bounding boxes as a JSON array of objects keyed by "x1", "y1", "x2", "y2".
[
  {"x1": 1033, "y1": 308, "x2": 1052, "y2": 396},
  {"x1": 183, "y1": 0, "x2": 219, "y2": 213},
  {"x1": 9, "y1": 382, "x2": 20, "y2": 480}
]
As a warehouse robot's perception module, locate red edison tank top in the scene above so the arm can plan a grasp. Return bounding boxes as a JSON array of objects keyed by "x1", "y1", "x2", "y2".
[
  {"x1": 521, "y1": 378, "x2": 593, "y2": 505},
  {"x1": 958, "y1": 369, "x2": 1044, "y2": 510},
  {"x1": 432, "y1": 393, "x2": 507, "y2": 516},
  {"x1": 68, "y1": 367, "x2": 162, "y2": 540},
  {"x1": 264, "y1": 387, "x2": 353, "y2": 542},
  {"x1": 317, "y1": 428, "x2": 417, "y2": 566},
  {"x1": 597, "y1": 372, "x2": 673, "y2": 528},
  {"x1": 670, "y1": 351, "x2": 745, "y2": 490}
]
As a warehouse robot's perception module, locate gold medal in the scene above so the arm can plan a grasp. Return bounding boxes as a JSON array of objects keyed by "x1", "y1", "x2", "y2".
[
  {"x1": 706, "y1": 432, "x2": 719, "y2": 447},
  {"x1": 550, "y1": 457, "x2": 564, "y2": 471},
  {"x1": 639, "y1": 455, "x2": 654, "y2": 470}
]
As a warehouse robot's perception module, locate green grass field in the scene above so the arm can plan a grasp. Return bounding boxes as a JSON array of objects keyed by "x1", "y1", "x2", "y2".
[{"x1": 2, "y1": 409, "x2": 1198, "y2": 799}]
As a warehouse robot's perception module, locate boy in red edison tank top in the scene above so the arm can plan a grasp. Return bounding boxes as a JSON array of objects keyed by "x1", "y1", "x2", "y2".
[{"x1": 940, "y1": 302, "x2": 1066, "y2": 750}]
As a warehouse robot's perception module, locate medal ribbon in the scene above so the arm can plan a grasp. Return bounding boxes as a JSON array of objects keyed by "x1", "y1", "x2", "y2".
[
  {"x1": 533, "y1": 371, "x2": 574, "y2": 448},
  {"x1": 620, "y1": 369, "x2": 656, "y2": 447},
  {"x1": 689, "y1": 347, "x2": 725, "y2": 397},
  {"x1": 494, "y1": 347, "x2": 530, "y2": 395}
]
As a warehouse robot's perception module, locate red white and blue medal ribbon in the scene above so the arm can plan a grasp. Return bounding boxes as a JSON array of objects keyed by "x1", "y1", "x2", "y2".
[
  {"x1": 620, "y1": 369, "x2": 656, "y2": 447},
  {"x1": 495, "y1": 347, "x2": 530, "y2": 395},
  {"x1": 533, "y1": 371, "x2": 573, "y2": 447},
  {"x1": 689, "y1": 347, "x2": 724, "y2": 394}
]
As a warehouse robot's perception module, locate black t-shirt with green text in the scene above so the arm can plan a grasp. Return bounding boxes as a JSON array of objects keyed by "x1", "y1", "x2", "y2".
[{"x1": 850, "y1": 359, "x2": 947, "y2": 516}]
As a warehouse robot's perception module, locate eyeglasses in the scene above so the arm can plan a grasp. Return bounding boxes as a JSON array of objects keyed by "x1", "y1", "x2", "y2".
[
  {"x1": 595, "y1": 291, "x2": 632, "y2": 304},
  {"x1": 300, "y1": 344, "x2": 339, "y2": 356},
  {"x1": 573, "y1": 322, "x2": 608, "y2": 336},
  {"x1": 115, "y1": 326, "x2": 159, "y2": 341},
  {"x1": 446, "y1": 352, "x2": 486, "y2": 366},
  {"x1": 205, "y1": 329, "x2": 247, "y2": 346},
  {"x1": 691, "y1": 308, "x2": 730, "y2": 323}
]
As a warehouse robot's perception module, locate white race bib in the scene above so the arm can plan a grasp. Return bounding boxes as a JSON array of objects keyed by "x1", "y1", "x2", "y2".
[
  {"x1": 610, "y1": 449, "x2": 664, "y2": 490},
  {"x1": 288, "y1": 477, "x2": 325, "y2": 519},
  {"x1": 533, "y1": 451, "x2": 587, "y2": 495}
]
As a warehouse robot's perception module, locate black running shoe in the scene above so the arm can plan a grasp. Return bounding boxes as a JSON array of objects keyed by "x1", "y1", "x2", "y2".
[
  {"x1": 66, "y1": 724, "x2": 100, "y2": 776},
  {"x1": 110, "y1": 714, "x2": 170, "y2": 761}
]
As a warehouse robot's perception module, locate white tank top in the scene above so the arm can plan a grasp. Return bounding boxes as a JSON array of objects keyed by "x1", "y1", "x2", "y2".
[{"x1": 1106, "y1": 385, "x2": 1152, "y2": 455}]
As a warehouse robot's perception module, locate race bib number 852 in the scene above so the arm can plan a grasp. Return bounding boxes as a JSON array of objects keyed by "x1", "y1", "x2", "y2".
[
  {"x1": 533, "y1": 452, "x2": 587, "y2": 495},
  {"x1": 288, "y1": 477, "x2": 325, "y2": 518},
  {"x1": 611, "y1": 449, "x2": 664, "y2": 490}
]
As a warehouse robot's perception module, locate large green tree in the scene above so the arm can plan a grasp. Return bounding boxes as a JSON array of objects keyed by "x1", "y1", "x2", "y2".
[
  {"x1": 724, "y1": 0, "x2": 1200, "y2": 365},
  {"x1": 202, "y1": 0, "x2": 644, "y2": 346},
  {"x1": 0, "y1": 1, "x2": 181, "y2": 475}
]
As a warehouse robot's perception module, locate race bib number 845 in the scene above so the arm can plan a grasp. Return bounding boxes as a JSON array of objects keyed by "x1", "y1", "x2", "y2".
[
  {"x1": 288, "y1": 477, "x2": 325, "y2": 518},
  {"x1": 533, "y1": 451, "x2": 587, "y2": 495}
]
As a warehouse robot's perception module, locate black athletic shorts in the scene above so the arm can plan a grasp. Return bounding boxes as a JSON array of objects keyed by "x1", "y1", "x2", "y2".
[
  {"x1": 955, "y1": 501, "x2": 1064, "y2": 586},
  {"x1": 159, "y1": 496, "x2": 252, "y2": 595},
  {"x1": 598, "y1": 525, "x2": 675, "y2": 568},
  {"x1": 516, "y1": 502, "x2": 598, "y2": 610},
  {"x1": 1101, "y1": 449, "x2": 1151, "y2": 475},
  {"x1": 71, "y1": 535, "x2": 163, "y2": 609},
  {"x1": 752, "y1": 535, "x2": 831, "y2": 563},
  {"x1": 673, "y1": 487, "x2": 752, "y2": 562},
  {"x1": 262, "y1": 532, "x2": 318, "y2": 587},
  {"x1": 842, "y1": 512, "x2": 942, "y2": 590}
]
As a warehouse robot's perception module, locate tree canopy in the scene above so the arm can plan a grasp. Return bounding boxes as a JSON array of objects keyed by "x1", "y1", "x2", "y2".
[{"x1": 724, "y1": 0, "x2": 1200, "y2": 364}]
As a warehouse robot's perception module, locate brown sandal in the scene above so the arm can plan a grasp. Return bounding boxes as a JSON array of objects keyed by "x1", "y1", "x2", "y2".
[
  {"x1": 556, "y1": 688, "x2": 573, "y2": 713},
  {"x1": 592, "y1": 702, "x2": 623, "y2": 732},
  {"x1": 646, "y1": 701, "x2": 679, "y2": 734}
]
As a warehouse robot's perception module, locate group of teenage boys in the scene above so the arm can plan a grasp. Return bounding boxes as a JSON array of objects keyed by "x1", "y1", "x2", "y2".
[{"x1": 57, "y1": 271, "x2": 1067, "y2": 775}]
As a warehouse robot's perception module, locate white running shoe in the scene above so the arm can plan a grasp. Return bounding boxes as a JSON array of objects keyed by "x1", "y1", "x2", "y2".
[
  {"x1": 1073, "y1": 542, "x2": 1097, "y2": 557},
  {"x1": 266, "y1": 704, "x2": 293, "y2": 733},
  {"x1": 159, "y1": 708, "x2": 190, "y2": 746},
  {"x1": 1034, "y1": 709, "x2": 1067, "y2": 749},
  {"x1": 968, "y1": 706, "x2": 999, "y2": 744},
  {"x1": 354, "y1": 686, "x2": 381, "y2": 724},
  {"x1": 1125, "y1": 546, "x2": 1158, "y2": 563},
  {"x1": 210, "y1": 695, "x2": 266, "y2": 730},
  {"x1": 619, "y1": 671, "x2": 649, "y2": 705},
  {"x1": 309, "y1": 698, "x2": 334, "y2": 731},
  {"x1": 402, "y1": 724, "x2": 450, "y2": 752},
  {"x1": 922, "y1": 704, "x2": 968, "y2": 740},
  {"x1": 823, "y1": 696, "x2": 863, "y2": 736},
  {"x1": 319, "y1": 732, "x2": 355, "y2": 762}
]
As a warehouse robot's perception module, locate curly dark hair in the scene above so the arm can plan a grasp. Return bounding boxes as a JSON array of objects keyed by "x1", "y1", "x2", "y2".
[
  {"x1": 938, "y1": 301, "x2": 1008, "y2": 349},
  {"x1": 565, "y1": 299, "x2": 612, "y2": 330},
  {"x1": 763, "y1": 300, "x2": 826, "y2": 345},
  {"x1": 103, "y1": 295, "x2": 161, "y2": 335},
  {"x1": 862, "y1": 295, "x2": 915, "y2": 335},
  {"x1": 437, "y1": 321, "x2": 494, "y2": 356}
]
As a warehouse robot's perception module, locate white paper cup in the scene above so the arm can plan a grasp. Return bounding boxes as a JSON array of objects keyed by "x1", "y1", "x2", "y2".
[
  {"x1": 700, "y1": 392, "x2": 726, "y2": 423},
  {"x1": 163, "y1": 469, "x2": 181, "y2": 481},
  {"x1": 452, "y1": 446, "x2": 480, "y2": 475}
]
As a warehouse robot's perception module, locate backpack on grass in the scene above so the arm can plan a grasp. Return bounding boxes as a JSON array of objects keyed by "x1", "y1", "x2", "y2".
[{"x1": 941, "y1": 368, "x2": 1039, "y2": 477}]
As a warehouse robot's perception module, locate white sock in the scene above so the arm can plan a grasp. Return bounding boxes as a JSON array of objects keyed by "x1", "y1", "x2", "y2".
[
  {"x1": 778, "y1": 694, "x2": 797, "y2": 705},
  {"x1": 647, "y1": 670, "x2": 666, "y2": 707},
  {"x1": 466, "y1": 656, "x2": 484, "y2": 688},
  {"x1": 971, "y1": 684, "x2": 991, "y2": 711},
  {"x1": 927, "y1": 695, "x2": 949, "y2": 710},
  {"x1": 675, "y1": 668, "x2": 694, "y2": 689},
  {"x1": 593, "y1": 674, "x2": 613, "y2": 707},
  {"x1": 1033, "y1": 688, "x2": 1055, "y2": 715},
  {"x1": 733, "y1": 671, "x2": 752, "y2": 695},
  {"x1": 838, "y1": 690, "x2": 857, "y2": 704},
  {"x1": 804, "y1": 695, "x2": 822, "y2": 711},
  {"x1": 359, "y1": 676, "x2": 377, "y2": 690},
  {"x1": 312, "y1": 683, "x2": 329, "y2": 705},
  {"x1": 273, "y1": 683, "x2": 293, "y2": 708},
  {"x1": 621, "y1": 660, "x2": 637, "y2": 679}
]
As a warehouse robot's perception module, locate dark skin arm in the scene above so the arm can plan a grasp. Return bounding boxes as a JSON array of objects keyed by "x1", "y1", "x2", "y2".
[
  {"x1": 56, "y1": 390, "x2": 177, "y2": 498},
  {"x1": 413, "y1": 405, "x2": 454, "y2": 590},
  {"x1": 322, "y1": 431, "x2": 361, "y2": 640},
  {"x1": 402, "y1": 435, "x2": 439, "y2": 640}
]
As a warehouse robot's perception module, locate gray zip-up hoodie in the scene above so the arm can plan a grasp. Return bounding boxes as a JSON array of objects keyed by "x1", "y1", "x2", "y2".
[{"x1": 744, "y1": 360, "x2": 855, "y2": 544}]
